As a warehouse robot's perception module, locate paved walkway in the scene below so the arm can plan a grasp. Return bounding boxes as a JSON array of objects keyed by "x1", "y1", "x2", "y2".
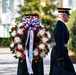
[{"x1": 0, "y1": 48, "x2": 76, "y2": 75}]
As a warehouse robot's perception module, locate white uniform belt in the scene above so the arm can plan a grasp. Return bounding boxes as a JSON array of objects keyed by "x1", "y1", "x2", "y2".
[{"x1": 52, "y1": 42, "x2": 68, "y2": 47}]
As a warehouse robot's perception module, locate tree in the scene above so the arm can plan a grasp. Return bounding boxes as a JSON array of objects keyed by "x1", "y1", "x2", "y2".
[
  {"x1": 16, "y1": 0, "x2": 57, "y2": 33},
  {"x1": 67, "y1": 10, "x2": 76, "y2": 54}
]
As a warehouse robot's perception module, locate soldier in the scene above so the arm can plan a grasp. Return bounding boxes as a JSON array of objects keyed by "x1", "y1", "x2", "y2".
[
  {"x1": 17, "y1": 13, "x2": 44, "y2": 75},
  {"x1": 49, "y1": 8, "x2": 76, "y2": 75}
]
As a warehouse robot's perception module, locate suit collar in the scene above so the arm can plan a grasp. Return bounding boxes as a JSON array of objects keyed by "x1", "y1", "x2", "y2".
[{"x1": 58, "y1": 18, "x2": 65, "y2": 25}]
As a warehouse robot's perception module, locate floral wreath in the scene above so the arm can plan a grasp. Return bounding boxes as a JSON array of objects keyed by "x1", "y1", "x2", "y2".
[{"x1": 9, "y1": 15, "x2": 52, "y2": 62}]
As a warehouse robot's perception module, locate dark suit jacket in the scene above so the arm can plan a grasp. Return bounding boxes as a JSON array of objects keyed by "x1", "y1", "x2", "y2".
[
  {"x1": 49, "y1": 20, "x2": 75, "y2": 75},
  {"x1": 54, "y1": 20, "x2": 69, "y2": 58}
]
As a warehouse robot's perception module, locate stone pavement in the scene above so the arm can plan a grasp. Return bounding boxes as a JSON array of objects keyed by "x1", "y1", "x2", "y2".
[{"x1": 0, "y1": 48, "x2": 76, "y2": 75}]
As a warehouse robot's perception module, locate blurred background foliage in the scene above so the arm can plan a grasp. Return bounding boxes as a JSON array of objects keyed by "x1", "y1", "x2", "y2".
[
  {"x1": 67, "y1": 10, "x2": 76, "y2": 54},
  {"x1": 0, "y1": 38, "x2": 10, "y2": 47},
  {"x1": 16, "y1": 0, "x2": 57, "y2": 33},
  {"x1": 0, "y1": 0, "x2": 76, "y2": 55}
]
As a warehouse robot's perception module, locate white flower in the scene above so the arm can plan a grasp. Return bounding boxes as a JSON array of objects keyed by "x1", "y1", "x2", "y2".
[
  {"x1": 11, "y1": 31, "x2": 16, "y2": 36},
  {"x1": 17, "y1": 28, "x2": 23, "y2": 34},
  {"x1": 17, "y1": 44, "x2": 23, "y2": 49},
  {"x1": 14, "y1": 37, "x2": 21, "y2": 43},
  {"x1": 33, "y1": 49, "x2": 39, "y2": 56},
  {"x1": 16, "y1": 51, "x2": 21, "y2": 57},
  {"x1": 42, "y1": 37, "x2": 48, "y2": 43},
  {"x1": 37, "y1": 30, "x2": 45, "y2": 36},
  {"x1": 10, "y1": 42, "x2": 14, "y2": 48},
  {"x1": 47, "y1": 44, "x2": 51, "y2": 49},
  {"x1": 40, "y1": 51, "x2": 46, "y2": 58},
  {"x1": 18, "y1": 23, "x2": 23, "y2": 27},
  {"x1": 39, "y1": 44, "x2": 45, "y2": 49},
  {"x1": 46, "y1": 31, "x2": 51, "y2": 38},
  {"x1": 40, "y1": 24, "x2": 44, "y2": 27}
]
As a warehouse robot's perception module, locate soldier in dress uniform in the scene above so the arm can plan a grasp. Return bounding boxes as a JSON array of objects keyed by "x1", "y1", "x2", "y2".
[
  {"x1": 17, "y1": 13, "x2": 44, "y2": 75},
  {"x1": 49, "y1": 8, "x2": 76, "y2": 75}
]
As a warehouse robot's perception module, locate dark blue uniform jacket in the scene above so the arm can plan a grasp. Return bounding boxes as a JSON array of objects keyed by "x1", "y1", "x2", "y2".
[{"x1": 49, "y1": 20, "x2": 75, "y2": 75}]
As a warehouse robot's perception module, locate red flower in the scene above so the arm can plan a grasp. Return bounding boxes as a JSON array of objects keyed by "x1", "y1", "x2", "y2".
[
  {"x1": 44, "y1": 33, "x2": 47, "y2": 37},
  {"x1": 16, "y1": 47, "x2": 19, "y2": 51},
  {"x1": 45, "y1": 44, "x2": 47, "y2": 48},
  {"x1": 14, "y1": 26, "x2": 17, "y2": 30},
  {"x1": 46, "y1": 50, "x2": 49, "y2": 54},
  {"x1": 37, "y1": 55, "x2": 40, "y2": 58},
  {"x1": 38, "y1": 49, "x2": 42, "y2": 53},
  {"x1": 21, "y1": 25, "x2": 25, "y2": 28},
  {"x1": 47, "y1": 39, "x2": 52, "y2": 43},
  {"x1": 33, "y1": 57, "x2": 37, "y2": 61},
  {"x1": 39, "y1": 26, "x2": 43, "y2": 29},
  {"x1": 16, "y1": 33, "x2": 21, "y2": 37},
  {"x1": 21, "y1": 55, "x2": 26, "y2": 59},
  {"x1": 38, "y1": 35, "x2": 42, "y2": 38},
  {"x1": 20, "y1": 50, "x2": 24, "y2": 53},
  {"x1": 49, "y1": 39, "x2": 52, "y2": 42},
  {"x1": 10, "y1": 37, "x2": 13, "y2": 41},
  {"x1": 44, "y1": 26, "x2": 48, "y2": 30},
  {"x1": 35, "y1": 29, "x2": 39, "y2": 32},
  {"x1": 39, "y1": 41, "x2": 43, "y2": 44},
  {"x1": 14, "y1": 43, "x2": 18, "y2": 46},
  {"x1": 22, "y1": 29, "x2": 26, "y2": 33}
]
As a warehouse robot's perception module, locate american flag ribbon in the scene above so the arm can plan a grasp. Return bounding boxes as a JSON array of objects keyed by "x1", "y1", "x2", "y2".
[
  {"x1": 23, "y1": 15, "x2": 40, "y2": 74},
  {"x1": 23, "y1": 16, "x2": 40, "y2": 30}
]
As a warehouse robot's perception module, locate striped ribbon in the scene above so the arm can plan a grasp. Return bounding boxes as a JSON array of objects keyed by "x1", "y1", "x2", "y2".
[{"x1": 23, "y1": 16, "x2": 40, "y2": 74}]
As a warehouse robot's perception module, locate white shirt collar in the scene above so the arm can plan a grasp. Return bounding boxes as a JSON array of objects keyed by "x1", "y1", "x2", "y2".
[{"x1": 58, "y1": 18, "x2": 66, "y2": 24}]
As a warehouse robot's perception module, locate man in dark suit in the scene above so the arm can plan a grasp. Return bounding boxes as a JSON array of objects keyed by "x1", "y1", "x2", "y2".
[
  {"x1": 49, "y1": 8, "x2": 76, "y2": 75},
  {"x1": 17, "y1": 13, "x2": 44, "y2": 75}
]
